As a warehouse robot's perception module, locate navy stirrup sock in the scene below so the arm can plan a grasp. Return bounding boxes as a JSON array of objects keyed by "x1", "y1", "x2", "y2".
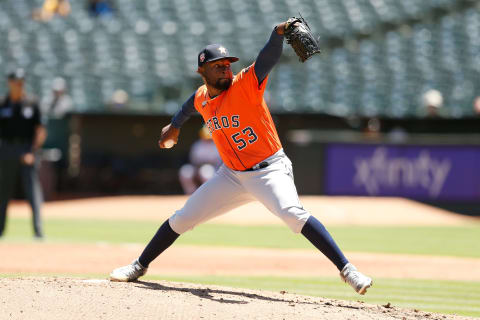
[
  {"x1": 138, "y1": 219, "x2": 180, "y2": 268},
  {"x1": 301, "y1": 215, "x2": 349, "y2": 271}
]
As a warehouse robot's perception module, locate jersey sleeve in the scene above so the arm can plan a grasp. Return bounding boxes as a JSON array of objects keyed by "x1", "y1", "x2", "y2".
[
  {"x1": 254, "y1": 29, "x2": 284, "y2": 84},
  {"x1": 235, "y1": 62, "x2": 268, "y2": 104},
  {"x1": 171, "y1": 92, "x2": 197, "y2": 128}
]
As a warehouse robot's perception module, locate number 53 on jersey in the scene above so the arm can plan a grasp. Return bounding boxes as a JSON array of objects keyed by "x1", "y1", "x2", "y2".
[{"x1": 231, "y1": 126, "x2": 258, "y2": 150}]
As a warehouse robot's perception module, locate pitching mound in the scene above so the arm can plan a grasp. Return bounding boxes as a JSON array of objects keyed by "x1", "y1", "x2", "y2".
[{"x1": 0, "y1": 278, "x2": 473, "y2": 320}]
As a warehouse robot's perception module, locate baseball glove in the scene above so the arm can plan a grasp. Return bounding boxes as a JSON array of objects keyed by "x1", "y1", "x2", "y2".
[{"x1": 284, "y1": 16, "x2": 321, "y2": 62}]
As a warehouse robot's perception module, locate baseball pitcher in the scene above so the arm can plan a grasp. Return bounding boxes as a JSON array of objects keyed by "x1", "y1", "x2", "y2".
[{"x1": 110, "y1": 18, "x2": 372, "y2": 295}]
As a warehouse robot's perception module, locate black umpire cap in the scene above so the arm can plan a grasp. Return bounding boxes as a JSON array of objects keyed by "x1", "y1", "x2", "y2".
[
  {"x1": 198, "y1": 44, "x2": 239, "y2": 67},
  {"x1": 7, "y1": 68, "x2": 26, "y2": 80}
]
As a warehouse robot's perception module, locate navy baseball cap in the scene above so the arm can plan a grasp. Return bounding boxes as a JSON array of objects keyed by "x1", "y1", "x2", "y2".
[
  {"x1": 7, "y1": 68, "x2": 25, "y2": 80},
  {"x1": 198, "y1": 44, "x2": 239, "y2": 67}
]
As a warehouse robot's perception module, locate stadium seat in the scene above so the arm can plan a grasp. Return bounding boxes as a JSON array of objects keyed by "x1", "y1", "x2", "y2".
[{"x1": 1, "y1": 0, "x2": 478, "y2": 118}]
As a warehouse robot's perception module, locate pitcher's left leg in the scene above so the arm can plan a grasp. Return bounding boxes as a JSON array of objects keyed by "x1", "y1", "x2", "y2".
[
  {"x1": 241, "y1": 159, "x2": 347, "y2": 268},
  {"x1": 242, "y1": 156, "x2": 372, "y2": 294},
  {"x1": 240, "y1": 158, "x2": 309, "y2": 233}
]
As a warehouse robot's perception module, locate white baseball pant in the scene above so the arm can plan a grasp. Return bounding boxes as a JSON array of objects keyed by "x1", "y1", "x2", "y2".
[{"x1": 169, "y1": 149, "x2": 311, "y2": 234}]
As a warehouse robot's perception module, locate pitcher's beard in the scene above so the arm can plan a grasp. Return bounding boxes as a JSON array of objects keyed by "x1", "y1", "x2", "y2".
[{"x1": 209, "y1": 78, "x2": 232, "y2": 91}]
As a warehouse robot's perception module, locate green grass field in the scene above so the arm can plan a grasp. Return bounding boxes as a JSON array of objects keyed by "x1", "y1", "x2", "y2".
[
  {"x1": 2, "y1": 217, "x2": 480, "y2": 317},
  {"x1": 3, "y1": 218, "x2": 480, "y2": 258}
]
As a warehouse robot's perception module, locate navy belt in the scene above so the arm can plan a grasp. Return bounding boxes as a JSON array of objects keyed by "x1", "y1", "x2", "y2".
[{"x1": 245, "y1": 161, "x2": 269, "y2": 171}]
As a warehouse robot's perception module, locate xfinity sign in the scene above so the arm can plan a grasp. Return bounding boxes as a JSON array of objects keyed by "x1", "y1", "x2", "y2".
[{"x1": 325, "y1": 144, "x2": 480, "y2": 201}]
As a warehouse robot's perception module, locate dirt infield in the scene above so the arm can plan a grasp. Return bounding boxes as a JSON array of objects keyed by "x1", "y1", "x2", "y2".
[
  {"x1": 2, "y1": 243, "x2": 480, "y2": 281},
  {"x1": 9, "y1": 195, "x2": 479, "y2": 226},
  {"x1": 0, "y1": 278, "x2": 474, "y2": 320}
]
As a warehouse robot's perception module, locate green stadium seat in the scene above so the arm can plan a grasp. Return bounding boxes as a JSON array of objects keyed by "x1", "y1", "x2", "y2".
[{"x1": 0, "y1": 0, "x2": 478, "y2": 118}]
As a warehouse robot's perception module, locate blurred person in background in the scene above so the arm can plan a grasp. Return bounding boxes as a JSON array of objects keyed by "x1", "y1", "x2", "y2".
[
  {"x1": 473, "y1": 96, "x2": 480, "y2": 116},
  {"x1": 108, "y1": 89, "x2": 129, "y2": 111},
  {"x1": 421, "y1": 89, "x2": 444, "y2": 118},
  {"x1": 0, "y1": 69, "x2": 47, "y2": 239},
  {"x1": 41, "y1": 77, "x2": 73, "y2": 119},
  {"x1": 33, "y1": 0, "x2": 71, "y2": 21},
  {"x1": 363, "y1": 117, "x2": 381, "y2": 140},
  {"x1": 179, "y1": 126, "x2": 221, "y2": 194},
  {"x1": 387, "y1": 125, "x2": 408, "y2": 143},
  {"x1": 40, "y1": 77, "x2": 74, "y2": 199},
  {"x1": 87, "y1": 0, "x2": 114, "y2": 17}
]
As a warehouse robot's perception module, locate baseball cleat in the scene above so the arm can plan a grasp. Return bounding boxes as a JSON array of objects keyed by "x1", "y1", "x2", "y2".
[
  {"x1": 109, "y1": 259, "x2": 147, "y2": 282},
  {"x1": 340, "y1": 263, "x2": 372, "y2": 295}
]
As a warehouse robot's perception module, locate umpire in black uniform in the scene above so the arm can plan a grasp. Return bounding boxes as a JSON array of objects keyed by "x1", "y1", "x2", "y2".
[{"x1": 0, "y1": 69, "x2": 47, "y2": 238}]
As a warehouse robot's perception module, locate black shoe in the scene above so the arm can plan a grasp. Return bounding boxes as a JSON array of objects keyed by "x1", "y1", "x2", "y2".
[{"x1": 34, "y1": 233, "x2": 44, "y2": 241}]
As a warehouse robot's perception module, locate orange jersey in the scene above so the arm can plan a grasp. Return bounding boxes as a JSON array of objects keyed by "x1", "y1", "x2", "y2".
[{"x1": 193, "y1": 63, "x2": 282, "y2": 171}]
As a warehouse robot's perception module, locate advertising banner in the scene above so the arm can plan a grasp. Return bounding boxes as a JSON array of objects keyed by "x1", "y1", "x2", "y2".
[{"x1": 325, "y1": 144, "x2": 480, "y2": 201}]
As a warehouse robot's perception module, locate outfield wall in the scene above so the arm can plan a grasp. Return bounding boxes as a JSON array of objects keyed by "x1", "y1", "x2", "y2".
[
  {"x1": 37, "y1": 113, "x2": 480, "y2": 215},
  {"x1": 287, "y1": 130, "x2": 480, "y2": 215}
]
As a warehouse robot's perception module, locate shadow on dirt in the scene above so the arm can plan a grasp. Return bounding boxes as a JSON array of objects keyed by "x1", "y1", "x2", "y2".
[{"x1": 134, "y1": 280, "x2": 320, "y2": 305}]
